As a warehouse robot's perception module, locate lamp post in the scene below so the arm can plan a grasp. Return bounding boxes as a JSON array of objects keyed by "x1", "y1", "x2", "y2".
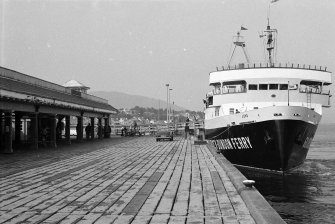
[
  {"x1": 169, "y1": 88, "x2": 172, "y2": 124},
  {"x1": 172, "y1": 101, "x2": 175, "y2": 131},
  {"x1": 165, "y1": 84, "x2": 169, "y2": 124}
]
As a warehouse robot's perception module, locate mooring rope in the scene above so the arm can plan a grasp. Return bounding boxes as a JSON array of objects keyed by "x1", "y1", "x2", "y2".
[{"x1": 208, "y1": 125, "x2": 231, "y2": 140}]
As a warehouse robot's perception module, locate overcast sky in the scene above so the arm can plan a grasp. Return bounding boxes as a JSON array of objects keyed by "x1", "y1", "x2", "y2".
[{"x1": 1, "y1": 0, "x2": 335, "y2": 121}]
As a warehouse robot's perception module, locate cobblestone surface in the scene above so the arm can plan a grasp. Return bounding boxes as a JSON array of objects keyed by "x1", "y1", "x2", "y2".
[{"x1": 0, "y1": 137, "x2": 255, "y2": 224}]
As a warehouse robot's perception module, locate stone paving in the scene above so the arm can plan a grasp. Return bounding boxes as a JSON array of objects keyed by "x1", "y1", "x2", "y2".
[{"x1": 0, "y1": 137, "x2": 255, "y2": 224}]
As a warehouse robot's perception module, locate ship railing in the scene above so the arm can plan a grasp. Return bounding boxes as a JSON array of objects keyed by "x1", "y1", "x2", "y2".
[{"x1": 215, "y1": 63, "x2": 328, "y2": 72}]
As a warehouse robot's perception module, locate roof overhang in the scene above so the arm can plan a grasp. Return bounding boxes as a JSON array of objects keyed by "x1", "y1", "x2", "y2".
[{"x1": 0, "y1": 89, "x2": 117, "y2": 115}]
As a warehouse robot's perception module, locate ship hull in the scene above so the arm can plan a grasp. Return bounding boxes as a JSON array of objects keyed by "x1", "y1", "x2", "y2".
[{"x1": 206, "y1": 119, "x2": 318, "y2": 172}]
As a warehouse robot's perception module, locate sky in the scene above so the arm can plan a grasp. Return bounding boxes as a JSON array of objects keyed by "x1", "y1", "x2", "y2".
[{"x1": 1, "y1": 0, "x2": 335, "y2": 121}]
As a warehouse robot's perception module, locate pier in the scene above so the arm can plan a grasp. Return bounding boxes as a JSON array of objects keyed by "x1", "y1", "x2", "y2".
[{"x1": 0, "y1": 137, "x2": 284, "y2": 224}]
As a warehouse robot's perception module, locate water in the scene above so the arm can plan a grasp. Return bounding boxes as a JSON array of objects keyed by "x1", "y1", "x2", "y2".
[{"x1": 241, "y1": 124, "x2": 335, "y2": 224}]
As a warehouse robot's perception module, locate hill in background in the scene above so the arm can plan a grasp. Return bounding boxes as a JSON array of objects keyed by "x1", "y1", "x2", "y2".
[{"x1": 90, "y1": 91, "x2": 187, "y2": 111}]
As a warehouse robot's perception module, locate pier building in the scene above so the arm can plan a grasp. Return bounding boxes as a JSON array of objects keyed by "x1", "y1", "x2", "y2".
[{"x1": 0, "y1": 66, "x2": 117, "y2": 153}]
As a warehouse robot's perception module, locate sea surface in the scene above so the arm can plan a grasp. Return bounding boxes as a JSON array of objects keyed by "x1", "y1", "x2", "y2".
[{"x1": 241, "y1": 124, "x2": 335, "y2": 224}]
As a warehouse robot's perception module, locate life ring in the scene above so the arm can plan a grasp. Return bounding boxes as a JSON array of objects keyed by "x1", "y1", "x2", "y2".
[{"x1": 239, "y1": 106, "x2": 247, "y2": 112}]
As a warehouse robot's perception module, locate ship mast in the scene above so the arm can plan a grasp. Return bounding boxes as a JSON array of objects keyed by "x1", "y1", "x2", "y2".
[
  {"x1": 263, "y1": 18, "x2": 278, "y2": 65},
  {"x1": 228, "y1": 27, "x2": 250, "y2": 66}
]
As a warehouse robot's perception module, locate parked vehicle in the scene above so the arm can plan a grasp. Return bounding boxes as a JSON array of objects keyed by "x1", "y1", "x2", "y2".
[{"x1": 155, "y1": 128, "x2": 173, "y2": 141}]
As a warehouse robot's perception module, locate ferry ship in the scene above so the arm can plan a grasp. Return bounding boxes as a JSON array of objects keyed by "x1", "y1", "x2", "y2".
[{"x1": 204, "y1": 21, "x2": 332, "y2": 172}]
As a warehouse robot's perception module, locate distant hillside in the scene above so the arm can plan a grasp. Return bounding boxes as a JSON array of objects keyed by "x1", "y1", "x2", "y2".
[{"x1": 90, "y1": 91, "x2": 186, "y2": 111}]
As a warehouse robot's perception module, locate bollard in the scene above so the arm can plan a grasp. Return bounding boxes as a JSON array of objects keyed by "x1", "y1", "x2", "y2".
[
  {"x1": 193, "y1": 128, "x2": 207, "y2": 145},
  {"x1": 198, "y1": 128, "x2": 205, "y2": 141}
]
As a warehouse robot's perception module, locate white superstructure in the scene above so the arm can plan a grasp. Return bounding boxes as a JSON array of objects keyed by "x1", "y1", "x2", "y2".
[
  {"x1": 206, "y1": 65, "x2": 332, "y2": 126},
  {"x1": 205, "y1": 64, "x2": 332, "y2": 130}
]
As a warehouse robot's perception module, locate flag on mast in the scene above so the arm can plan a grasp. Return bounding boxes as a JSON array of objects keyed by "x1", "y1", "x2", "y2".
[{"x1": 241, "y1": 26, "x2": 248, "y2": 30}]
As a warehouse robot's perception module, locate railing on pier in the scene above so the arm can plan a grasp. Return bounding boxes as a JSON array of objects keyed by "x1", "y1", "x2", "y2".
[{"x1": 111, "y1": 122, "x2": 204, "y2": 137}]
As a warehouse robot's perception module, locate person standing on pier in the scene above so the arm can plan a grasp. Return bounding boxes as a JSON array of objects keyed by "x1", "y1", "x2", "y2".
[{"x1": 185, "y1": 117, "x2": 190, "y2": 139}]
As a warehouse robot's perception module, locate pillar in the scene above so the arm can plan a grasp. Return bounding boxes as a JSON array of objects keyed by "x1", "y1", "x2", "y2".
[
  {"x1": 31, "y1": 112, "x2": 39, "y2": 150},
  {"x1": 64, "y1": 116, "x2": 71, "y2": 144},
  {"x1": 49, "y1": 115, "x2": 57, "y2": 148},
  {"x1": 90, "y1": 117, "x2": 95, "y2": 139},
  {"x1": 3, "y1": 111, "x2": 13, "y2": 153},
  {"x1": 0, "y1": 111, "x2": 3, "y2": 150},
  {"x1": 15, "y1": 112, "x2": 22, "y2": 144},
  {"x1": 104, "y1": 116, "x2": 110, "y2": 138},
  {"x1": 56, "y1": 116, "x2": 64, "y2": 140},
  {"x1": 76, "y1": 116, "x2": 83, "y2": 141},
  {"x1": 97, "y1": 118, "x2": 102, "y2": 139}
]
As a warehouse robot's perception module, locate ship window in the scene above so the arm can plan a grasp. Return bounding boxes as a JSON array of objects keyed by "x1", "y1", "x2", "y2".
[
  {"x1": 249, "y1": 84, "x2": 258, "y2": 90},
  {"x1": 300, "y1": 80, "x2": 321, "y2": 93},
  {"x1": 208, "y1": 96, "x2": 213, "y2": 105},
  {"x1": 269, "y1": 84, "x2": 278, "y2": 90},
  {"x1": 214, "y1": 85, "x2": 221, "y2": 94},
  {"x1": 228, "y1": 86, "x2": 236, "y2": 93},
  {"x1": 259, "y1": 84, "x2": 268, "y2": 90},
  {"x1": 229, "y1": 108, "x2": 234, "y2": 114},
  {"x1": 280, "y1": 84, "x2": 288, "y2": 90}
]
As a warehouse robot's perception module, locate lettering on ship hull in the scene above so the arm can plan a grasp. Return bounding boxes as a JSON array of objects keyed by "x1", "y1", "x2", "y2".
[{"x1": 209, "y1": 136, "x2": 253, "y2": 150}]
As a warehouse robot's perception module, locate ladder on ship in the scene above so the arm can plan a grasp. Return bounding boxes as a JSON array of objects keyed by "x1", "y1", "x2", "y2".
[{"x1": 306, "y1": 89, "x2": 312, "y2": 109}]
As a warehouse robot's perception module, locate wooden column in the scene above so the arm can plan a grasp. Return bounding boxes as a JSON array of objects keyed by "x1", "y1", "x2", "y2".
[
  {"x1": 97, "y1": 118, "x2": 102, "y2": 139},
  {"x1": 49, "y1": 115, "x2": 57, "y2": 148},
  {"x1": 76, "y1": 116, "x2": 83, "y2": 141},
  {"x1": 3, "y1": 111, "x2": 13, "y2": 153},
  {"x1": 90, "y1": 117, "x2": 95, "y2": 139},
  {"x1": 65, "y1": 116, "x2": 71, "y2": 144},
  {"x1": 0, "y1": 111, "x2": 3, "y2": 150},
  {"x1": 56, "y1": 116, "x2": 64, "y2": 141},
  {"x1": 31, "y1": 112, "x2": 39, "y2": 150},
  {"x1": 104, "y1": 116, "x2": 110, "y2": 138},
  {"x1": 15, "y1": 112, "x2": 22, "y2": 144}
]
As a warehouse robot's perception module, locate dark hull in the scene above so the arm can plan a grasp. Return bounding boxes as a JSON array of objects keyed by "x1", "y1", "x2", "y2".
[{"x1": 205, "y1": 120, "x2": 318, "y2": 172}]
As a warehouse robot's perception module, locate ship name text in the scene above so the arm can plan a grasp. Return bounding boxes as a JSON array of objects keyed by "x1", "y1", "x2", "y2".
[{"x1": 210, "y1": 137, "x2": 253, "y2": 150}]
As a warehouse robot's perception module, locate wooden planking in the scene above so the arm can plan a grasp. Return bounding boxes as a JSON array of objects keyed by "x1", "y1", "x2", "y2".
[
  {"x1": 0, "y1": 137, "x2": 257, "y2": 224},
  {"x1": 200, "y1": 145, "x2": 255, "y2": 223},
  {"x1": 171, "y1": 140, "x2": 191, "y2": 216},
  {"x1": 137, "y1": 141, "x2": 183, "y2": 216},
  {"x1": 188, "y1": 144, "x2": 204, "y2": 217},
  {"x1": 155, "y1": 140, "x2": 186, "y2": 214},
  {"x1": 197, "y1": 145, "x2": 221, "y2": 217}
]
